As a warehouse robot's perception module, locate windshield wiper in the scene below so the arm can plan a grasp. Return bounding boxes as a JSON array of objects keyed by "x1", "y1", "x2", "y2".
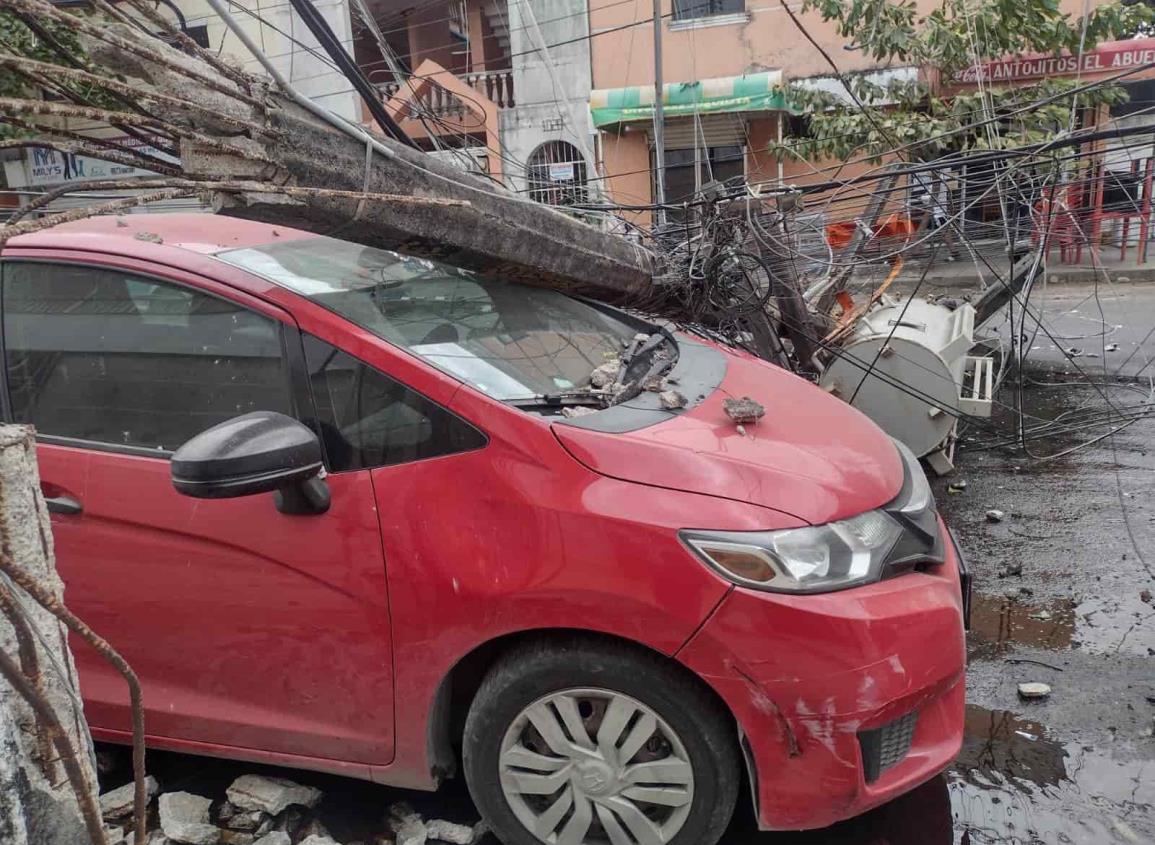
[{"x1": 506, "y1": 391, "x2": 606, "y2": 410}]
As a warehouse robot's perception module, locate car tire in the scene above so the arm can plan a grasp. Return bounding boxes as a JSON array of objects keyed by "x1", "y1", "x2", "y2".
[{"x1": 463, "y1": 636, "x2": 740, "y2": 845}]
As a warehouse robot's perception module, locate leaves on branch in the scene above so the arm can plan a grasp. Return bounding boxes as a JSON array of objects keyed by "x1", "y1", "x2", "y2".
[{"x1": 774, "y1": 0, "x2": 1155, "y2": 162}]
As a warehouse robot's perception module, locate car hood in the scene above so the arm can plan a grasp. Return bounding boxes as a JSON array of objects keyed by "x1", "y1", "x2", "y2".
[{"x1": 552, "y1": 351, "x2": 903, "y2": 525}]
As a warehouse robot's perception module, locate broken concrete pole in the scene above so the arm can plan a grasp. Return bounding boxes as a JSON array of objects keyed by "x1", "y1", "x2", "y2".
[
  {"x1": 0, "y1": 424, "x2": 101, "y2": 845},
  {"x1": 157, "y1": 792, "x2": 219, "y2": 844},
  {"x1": 79, "y1": 21, "x2": 651, "y2": 301},
  {"x1": 226, "y1": 774, "x2": 322, "y2": 816}
]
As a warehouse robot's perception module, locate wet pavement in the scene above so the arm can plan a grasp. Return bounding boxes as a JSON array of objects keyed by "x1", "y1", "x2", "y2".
[{"x1": 96, "y1": 376, "x2": 1155, "y2": 845}]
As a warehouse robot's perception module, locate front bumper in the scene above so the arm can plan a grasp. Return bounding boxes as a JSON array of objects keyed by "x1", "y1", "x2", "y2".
[{"x1": 676, "y1": 518, "x2": 967, "y2": 831}]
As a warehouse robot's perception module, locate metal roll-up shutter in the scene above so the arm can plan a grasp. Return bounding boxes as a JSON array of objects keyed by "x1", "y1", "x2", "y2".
[
  {"x1": 649, "y1": 114, "x2": 748, "y2": 150},
  {"x1": 38, "y1": 189, "x2": 208, "y2": 216}
]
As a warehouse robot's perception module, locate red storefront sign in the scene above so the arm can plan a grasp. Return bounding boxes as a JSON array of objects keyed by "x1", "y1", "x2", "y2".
[{"x1": 955, "y1": 39, "x2": 1155, "y2": 84}]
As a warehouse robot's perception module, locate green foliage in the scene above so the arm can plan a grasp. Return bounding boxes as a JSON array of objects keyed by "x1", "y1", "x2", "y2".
[
  {"x1": 772, "y1": 0, "x2": 1155, "y2": 162},
  {"x1": 0, "y1": 9, "x2": 123, "y2": 139}
]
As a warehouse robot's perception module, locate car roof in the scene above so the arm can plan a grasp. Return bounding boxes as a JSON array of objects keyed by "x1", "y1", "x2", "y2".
[{"x1": 3, "y1": 212, "x2": 318, "y2": 256}]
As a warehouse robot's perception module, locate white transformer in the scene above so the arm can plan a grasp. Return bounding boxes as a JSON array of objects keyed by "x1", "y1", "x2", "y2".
[{"x1": 818, "y1": 297, "x2": 994, "y2": 474}]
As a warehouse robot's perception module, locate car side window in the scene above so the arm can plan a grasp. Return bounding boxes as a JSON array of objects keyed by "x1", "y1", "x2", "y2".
[
  {"x1": 302, "y1": 334, "x2": 486, "y2": 472},
  {"x1": 3, "y1": 261, "x2": 292, "y2": 453}
]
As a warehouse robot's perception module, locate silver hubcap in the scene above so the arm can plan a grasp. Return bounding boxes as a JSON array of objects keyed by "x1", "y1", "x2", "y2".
[{"x1": 499, "y1": 688, "x2": 695, "y2": 845}]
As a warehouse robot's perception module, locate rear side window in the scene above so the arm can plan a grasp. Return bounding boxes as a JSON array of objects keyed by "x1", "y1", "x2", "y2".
[
  {"x1": 303, "y1": 334, "x2": 485, "y2": 472},
  {"x1": 2, "y1": 262, "x2": 292, "y2": 452}
]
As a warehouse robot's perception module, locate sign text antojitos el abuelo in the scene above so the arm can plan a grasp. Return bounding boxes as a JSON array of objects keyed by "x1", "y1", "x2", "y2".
[{"x1": 955, "y1": 40, "x2": 1155, "y2": 84}]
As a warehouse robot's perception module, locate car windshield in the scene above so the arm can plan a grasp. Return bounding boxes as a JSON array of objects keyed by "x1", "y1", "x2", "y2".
[{"x1": 217, "y1": 236, "x2": 640, "y2": 401}]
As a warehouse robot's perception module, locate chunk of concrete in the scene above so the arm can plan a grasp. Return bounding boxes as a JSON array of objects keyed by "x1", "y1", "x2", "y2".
[
  {"x1": 1018, "y1": 682, "x2": 1052, "y2": 700},
  {"x1": 251, "y1": 834, "x2": 290, "y2": 845},
  {"x1": 219, "y1": 807, "x2": 267, "y2": 832},
  {"x1": 589, "y1": 361, "x2": 620, "y2": 388},
  {"x1": 425, "y1": 820, "x2": 473, "y2": 844},
  {"x1": 100, "y1": 775, "x2": 159, "y2": 819},
  {"x1": 388, "y1": 802, "x2": 426, "y2": 845},
  {"x1": 226, "y1": 775, "x2": 322, "y2": 815},
  {"x1": 298, "y1": 836, "x2": 340, "y2": 845},
  {"x1": 722, "y1": 396, "x2": 765, "y2": 424},
  {"x1": 158, "y1": 792, "x2": 220, "y2": 845}
]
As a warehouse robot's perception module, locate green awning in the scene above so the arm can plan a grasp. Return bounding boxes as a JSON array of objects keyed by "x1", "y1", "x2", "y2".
[{"x1": 590, "y1": 71, "x2": 788, "y2": 129}]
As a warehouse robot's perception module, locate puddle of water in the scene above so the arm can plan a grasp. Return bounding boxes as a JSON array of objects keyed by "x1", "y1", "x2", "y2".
[
  {"x1": 968, "y1": 593, "x2": 1077, "y2": 660},
  {"x1": 968, "y1": 590, "x2": 1155, "y2": 660},
  {"x1": 951, "y1": 706, "x2": 1155, "y2": 844}
]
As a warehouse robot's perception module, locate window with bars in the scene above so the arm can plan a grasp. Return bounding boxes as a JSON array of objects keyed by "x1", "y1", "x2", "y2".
[
  {"x1": 526, "y1": 141, "x2": 588, "y2": 207},
  {"x1": 673, "y1": 0, "x2": 745, "y2": 20}
]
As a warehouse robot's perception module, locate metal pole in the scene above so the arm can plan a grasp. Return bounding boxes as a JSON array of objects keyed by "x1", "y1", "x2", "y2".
[{"x1": 652, "y1": 0, "x2": 666, "y2": 228}]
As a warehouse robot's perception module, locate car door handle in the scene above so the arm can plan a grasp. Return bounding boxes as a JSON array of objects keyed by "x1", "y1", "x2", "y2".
[{"x1": 44, "y1": 495, "x2": 83, "y2": 515}]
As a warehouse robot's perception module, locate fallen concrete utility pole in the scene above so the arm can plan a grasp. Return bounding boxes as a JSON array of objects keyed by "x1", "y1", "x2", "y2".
[
  {"x1": 0, "y1": 426, "x2": 102, "y2": 845},
  {"x1": 0, "y1": 0, "x2": 652, "y2": 301}
]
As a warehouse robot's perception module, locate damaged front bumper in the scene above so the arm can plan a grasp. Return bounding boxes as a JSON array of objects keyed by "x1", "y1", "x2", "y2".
[{"x1": 676, "y1": 517, "x2": 967, "y2": 831}]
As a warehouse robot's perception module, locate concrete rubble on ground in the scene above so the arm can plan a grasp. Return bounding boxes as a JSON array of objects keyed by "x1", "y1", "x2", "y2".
[
  {"x1": 1018, "y1": 682, "x2": 1053, "y2": 700},
  {"x1": 98, "y1": 773, "x2": 488, "y2": 845}
]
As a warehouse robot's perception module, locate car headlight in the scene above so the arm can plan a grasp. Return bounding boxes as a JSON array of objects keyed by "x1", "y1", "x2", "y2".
[
  {"x1": 681, "y1": 510, "x2": 905, "y2": 593},
  {"x1": 681, "y1": 439, "x2": 942, "y2": 594}
]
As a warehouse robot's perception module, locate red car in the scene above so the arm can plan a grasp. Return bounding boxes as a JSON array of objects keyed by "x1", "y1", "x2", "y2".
[{"x1": 3, "y1": 214, "x2": 967, "y2": 844}]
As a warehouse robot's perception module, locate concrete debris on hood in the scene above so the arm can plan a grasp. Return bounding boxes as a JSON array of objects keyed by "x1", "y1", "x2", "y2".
[
  {"x1": 561, "y1": 406, "x2": 597, "y2": 419},
  {"x1": 722, "y1": 396, "x2": 765, "y2": 424},
  {"x1": 589, "y1": 359, "x2": 621, "y2": 389}
]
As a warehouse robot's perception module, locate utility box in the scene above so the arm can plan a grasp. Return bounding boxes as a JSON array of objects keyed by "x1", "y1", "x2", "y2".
[{"x1": 819, "y1": 298, "x2": 994, "y2": 474}]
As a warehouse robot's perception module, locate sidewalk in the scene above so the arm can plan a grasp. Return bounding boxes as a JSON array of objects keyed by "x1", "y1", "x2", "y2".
[{"x1": 855, "y1": 245, "x2": 1155, "y2": 291}]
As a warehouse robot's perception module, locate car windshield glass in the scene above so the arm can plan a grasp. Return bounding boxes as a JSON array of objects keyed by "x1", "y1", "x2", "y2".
[{"x1": 217, "y1": 236, "x2": 640, "y2": 401}]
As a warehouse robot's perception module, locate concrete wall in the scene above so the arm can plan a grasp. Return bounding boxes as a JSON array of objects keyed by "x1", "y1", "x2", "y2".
[
  {"x1": 501, "y1": 0, "x2": 597, "y2": 197},
  {"x1": 591, "y1": 0, "x2": 1117, "y2": 90},
  {"x1": 178, "y1": 0, "x2": 361, "y2": 121}
]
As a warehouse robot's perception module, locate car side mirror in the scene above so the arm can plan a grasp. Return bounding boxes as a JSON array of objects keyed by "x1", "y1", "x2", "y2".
[{"x1": 171, "y1": 411, "x2": 330, "y2": 515}]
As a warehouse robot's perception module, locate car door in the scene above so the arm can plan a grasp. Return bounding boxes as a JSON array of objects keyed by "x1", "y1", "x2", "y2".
[{"x1": 0, "y1": 256, "x2": 394, "y2": 766}]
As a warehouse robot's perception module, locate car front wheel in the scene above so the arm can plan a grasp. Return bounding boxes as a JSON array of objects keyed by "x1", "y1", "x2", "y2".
[{"x1": 463, "y1": 638, "x2": 739, "y2": 845}]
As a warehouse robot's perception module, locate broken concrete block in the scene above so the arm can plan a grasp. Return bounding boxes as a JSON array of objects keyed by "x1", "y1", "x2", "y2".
[
  {"x1": 659, "y1": 389, "x2": 687, "y2": 410},
  {"x1": 388, "y1": 802, "x2": 426, "y2": 845},
  {"x1": 100, "y1": 775, "x2": 160, "y2": 819},
  {"x1": 298, "y1": 836, "x2": 340, "y2": 845},
  {"x1": 425, "y1": 820, "x2": 473, "y2": 844},
  {"x1": 251, "y1": 834, "x2": 290, "y2": 845},
  {"x1": 147, "y1": 832, "x2": 174, "y2": 845},
  {"x1": 1018, "y1": 682, "x2": 1052, "y2": 700},
  {"x1": 589, "y1": 361, "x2": 620, "y2": 388},
  {"x1": 394, "y1": 822, "x2": 426, "y2": 845},
  {"x1": 220, "y1": 807, "x2": 268, "y2": 832},
  {"x1": 219, "y1": 831, "x2": 255, "y2": 845},
  {"x1": 297, "y1": 818, "x2": 334, "y2": 841},
  {"x1": 226, "y1": 775, "x2": 322, "y2": 815},
  {"x1": 271, "y1": 806, "x2": 304, "y2": 837},
  {"x1": 560, "y1": 406, "x2": 596, "y2": 419},
  {"x1": 985, "y1": 509, "x2": 1005, "y2": 523},
  {"x1": 158, "y1": 791, "x2": 220, "y2": 845},
  {"x1": 722, "y1": 396, "x2": 765, "y2": 424}
]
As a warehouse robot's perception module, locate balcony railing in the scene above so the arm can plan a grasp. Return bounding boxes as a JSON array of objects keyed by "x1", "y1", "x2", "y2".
[
  {"x1": 462, "y1": 69, "x2": 515, "y2": 109},
  {"x1": 377, "y1": 68, "x2": 515, "y2": 120}
]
